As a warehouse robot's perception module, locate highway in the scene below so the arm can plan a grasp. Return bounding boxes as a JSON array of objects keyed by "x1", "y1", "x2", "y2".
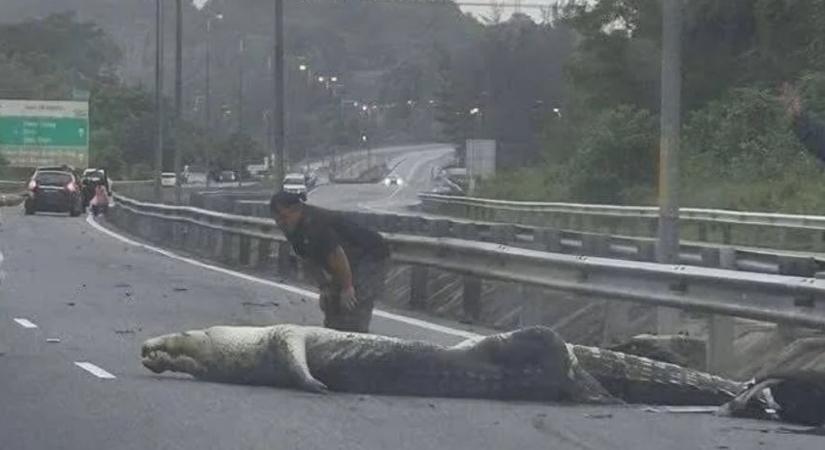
[
  {"x1": 0, "y1": 208, "x2": 821, "y2": 449},
  {"x1": 0, "y1": 146, "x2": 821, "y2": 449}
]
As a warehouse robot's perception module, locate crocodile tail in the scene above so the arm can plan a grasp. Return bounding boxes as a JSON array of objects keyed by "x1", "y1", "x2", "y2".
[
  {"x1": 564, "y1": 344, "x2": 623, "y2": 405},
  {"x1": 570, "y1": 344, "x2": 746, "y2": 406}
]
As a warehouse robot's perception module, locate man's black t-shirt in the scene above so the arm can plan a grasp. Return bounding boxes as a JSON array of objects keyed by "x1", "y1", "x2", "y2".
[{"x1": 285, "y1": 205, "x2": 390, "y2": 268}]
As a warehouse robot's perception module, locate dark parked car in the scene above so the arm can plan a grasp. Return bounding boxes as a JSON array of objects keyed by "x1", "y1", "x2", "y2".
[{"x1": 24, "y1": 169, "x2": 84, "y2": 216}]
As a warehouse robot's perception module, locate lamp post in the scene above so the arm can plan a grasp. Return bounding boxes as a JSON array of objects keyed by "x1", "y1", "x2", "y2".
[
  {"x1": 154, "y1": 0, "x2": 165, "y2": 201},
  {"x1": 204, "y1": 12, "x2": 222, "y2": 187}
]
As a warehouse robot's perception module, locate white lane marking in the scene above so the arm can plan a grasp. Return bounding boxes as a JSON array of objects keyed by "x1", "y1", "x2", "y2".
[
  {"x1": 14, "y1": 318, "x2": 38, "y2": 329},
  {"x1": 74, "y1": 362, "x2": 117, "y2": 379},
  {"x1": 86, "y1": 215, "x2": 481, "y2": 340}
]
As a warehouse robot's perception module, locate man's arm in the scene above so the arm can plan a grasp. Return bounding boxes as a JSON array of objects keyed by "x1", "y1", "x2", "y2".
[
  {"x1": 326, "y1": 245, "x2": 358, "y2": 310},
  {"x1": 326, "y1": 246, "x2": 353, "y2": 290}
]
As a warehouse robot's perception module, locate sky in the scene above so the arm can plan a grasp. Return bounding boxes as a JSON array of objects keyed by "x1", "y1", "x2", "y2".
[{"x1": 192, "y1": 0, "x2": 549, "y2": 23}]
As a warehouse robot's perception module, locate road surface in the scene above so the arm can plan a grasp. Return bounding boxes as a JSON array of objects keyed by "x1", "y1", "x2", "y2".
[
  {"x1": 0, "y1": 208, "x2": 822, "y2": 449},
  {"x1": 307, "y1": 143, "x2": 454, "y2": 213}
]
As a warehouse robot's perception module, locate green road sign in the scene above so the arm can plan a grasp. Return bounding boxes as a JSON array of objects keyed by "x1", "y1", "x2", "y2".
[
  {"x1": 0, "y1": 117, "x2": 88, "y2": 147},
  {"x1": 0, "y1": 99, "x2": 89, "y2": 168}
]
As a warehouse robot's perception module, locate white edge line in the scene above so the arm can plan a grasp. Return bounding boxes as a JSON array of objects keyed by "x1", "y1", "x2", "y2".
[
  {"x1": 74, "y1": 362, "x2": 117, "y2": 379},
  {"x1": 86, "y1": 215, "x2": 481, "y2": 340},
  {"x1": 13, "y1": 318, "x2": 38, "y2": 329}
]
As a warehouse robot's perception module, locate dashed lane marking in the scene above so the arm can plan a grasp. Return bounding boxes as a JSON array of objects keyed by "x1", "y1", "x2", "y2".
[{"x1": 74, "y1": 362, "x2": 117, "y2": 379}]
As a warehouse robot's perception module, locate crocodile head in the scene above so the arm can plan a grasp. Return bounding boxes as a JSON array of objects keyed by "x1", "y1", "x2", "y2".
[{"x1": 141, "y1": 330, "x2": 212, "y2": 377}]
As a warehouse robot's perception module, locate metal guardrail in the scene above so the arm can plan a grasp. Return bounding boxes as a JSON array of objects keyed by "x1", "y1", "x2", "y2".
[
  {"x1": 418, "y1": 193, "x2": 825, "y2": 253},
  {"x1": 222, "y1": 198, "x2": 824, "y2": 277},
  {"x1": 111, "y1": 193, "x2": 825, "y2": 330},
  {"x1": 418, "y1": 193, "x2": 825, "y2": 227}
]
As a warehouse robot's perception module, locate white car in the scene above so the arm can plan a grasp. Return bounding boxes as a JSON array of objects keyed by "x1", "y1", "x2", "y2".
[
  {"x1": 161, "y1": 172, "x2": 177, "y2": 187},
  {"x1": 283, "y1": 173, "x2": 308, "y2": 195}
]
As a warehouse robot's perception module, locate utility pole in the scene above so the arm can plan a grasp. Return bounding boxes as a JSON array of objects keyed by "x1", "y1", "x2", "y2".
[
  {"x1": 174, "y1": 0, "x2": 183, "y2": 204},
  {"x1": 237, "y1": 36, "x2": 245, "y2": 187},
  {"x1": 656, "y1": 0, "x2": 683, "y2": 332},
  {"x1": 154, "y1": 0, "x2": 165, "y2": 201},
  {"x1": 205, "y1": 26, "x2": 211, "y2": 187},
  {"x1": 273, "y1": 0, "x2": 286, "y2": 190},
  {"x1": 204, "y1": 13, "x2": 221, "y2": 188}
]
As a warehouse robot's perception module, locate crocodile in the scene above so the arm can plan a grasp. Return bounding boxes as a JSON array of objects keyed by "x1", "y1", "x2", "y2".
[{"x1": 141, "y1": 324, "x2": 752, "y2": 407}]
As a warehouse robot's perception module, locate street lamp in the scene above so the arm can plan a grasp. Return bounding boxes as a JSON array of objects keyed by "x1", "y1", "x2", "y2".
[
  {"x1": 204, "y1": 11, "x2": 223, "y2": 187},
  {"x1": 299, "y1": 64, "x2": 307, "y2": 71}
]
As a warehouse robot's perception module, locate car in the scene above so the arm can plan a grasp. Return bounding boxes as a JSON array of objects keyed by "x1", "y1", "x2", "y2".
[
  {"x1": 161, "y1": 172, "x2": 178, "y2": 187},
  {"x1": 218, "y1": 170, "x2": 237, "y2": 183},
  {"x1": 384, "y1": 174, "x2": 403, "y2": 186},
  {"x1": 24, "y1": 169, "x2": 84, "y2": 216},
  {"x1": 283, "y1": 173, "x2": 308, "y2": 195}
]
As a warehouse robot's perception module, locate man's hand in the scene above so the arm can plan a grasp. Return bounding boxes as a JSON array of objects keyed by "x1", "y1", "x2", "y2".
[
  {"x1": 780, "y1": 82, "x2": 802, "y2": 119},
  {"x1": 340, "y1": 285, "x2": 358, "y2": 311}
]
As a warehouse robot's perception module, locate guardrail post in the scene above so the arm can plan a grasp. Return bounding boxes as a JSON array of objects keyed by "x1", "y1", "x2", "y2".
[
  {"x1": 707, "y1": 247, "x2": 736, "y2": 375},
  {"x1": 226, "y1": 232, "x2": 241, "y2": 265},
  {"x1": 776, "y1": 255, "x2": 817, "y2": 340},
  {"x1": 699, "y1": 247, "x2": 721, "y2": 268},
  {"x1": 534, "y1": 228, "x2": 562, "y2": 253},
  {"x1": 721, "y1": 224, "x2": 732, "y2": 245},
  {"x1": 212, "y1": 224, "x2": 225, "y2": 261},
  {"x1": 239, "y1": 234, "x2": 251, "y2": 266},
  {"x1": 277, "y1": 242, "x2": 295, "y2": 277},
  {"x1": 580, "y1": 233, "x2": 610, "y2": 257},
  {"x1": 409, "y1": 265, "x2": 428, "y2": 310},
  {"x1": 430, "y1": 219, "x2": 451, "y2": 238},
  {"x1": 636, "y1": 241, "x2": 655, "y2": 261},
  {"x1": 462, "y1": 276, "x2": 482, "y2": 322},
  {"x1": 451, "y1": 221, "x2": 483, "y2": 321},
  {"x1": 258, "y1": 239, "x2": 274, "y2": 269},
  {"x1": 490, "y1": 224, "x2": 515, "y2": 244},
  {"x1": 453, "y1": 222, "x2": 479, "y2": 241},
  {"x1": 247, "y1": 237, "x2": 260, "y2": 267}
]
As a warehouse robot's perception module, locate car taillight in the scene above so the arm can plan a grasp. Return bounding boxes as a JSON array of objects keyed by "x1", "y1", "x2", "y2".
[
  {"x1": 28, "y1": 180, "x2": 37, "y2": 190},
  {"x1": 65, "y1": 182, "x2": 77, "y2": 192}
]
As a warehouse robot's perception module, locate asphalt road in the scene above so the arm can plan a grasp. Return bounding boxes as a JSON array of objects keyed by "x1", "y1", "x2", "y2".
[
  {"x1": 0, "y1": 206, "x2": 823, "y2": 449},
  {"x1": 307, "y1": 143, "x2": 455, "y2": 213}
]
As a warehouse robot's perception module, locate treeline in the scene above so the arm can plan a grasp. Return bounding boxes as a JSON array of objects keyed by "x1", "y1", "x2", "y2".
[{"x1": 478, "y1": 0, "x2": 825, "y2": 214}]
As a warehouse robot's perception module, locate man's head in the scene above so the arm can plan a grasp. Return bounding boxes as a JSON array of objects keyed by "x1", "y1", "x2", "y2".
[{"x1": 270, "y1": 190, "x2": 306, "y2": 232}]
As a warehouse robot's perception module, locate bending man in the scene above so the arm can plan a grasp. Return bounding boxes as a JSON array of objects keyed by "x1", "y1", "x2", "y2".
[{"x1": 270, "y1": 191, "x2": 390, "y2": 333}]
